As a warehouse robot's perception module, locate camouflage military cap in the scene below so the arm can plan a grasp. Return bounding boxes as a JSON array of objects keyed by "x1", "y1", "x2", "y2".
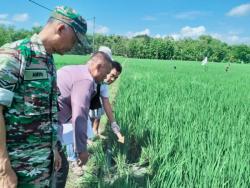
[{"x1": 51, "y1": 6, "x2": 87, "y2": 46}]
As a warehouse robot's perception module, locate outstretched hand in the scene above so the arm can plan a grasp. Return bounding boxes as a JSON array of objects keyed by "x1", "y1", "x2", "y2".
[
  {"x1": 117, "y1": 132, "x2": 125, "y2": 144},
  {"x1": 111, "y1": 122, "x2": 125, "y2": 143}
]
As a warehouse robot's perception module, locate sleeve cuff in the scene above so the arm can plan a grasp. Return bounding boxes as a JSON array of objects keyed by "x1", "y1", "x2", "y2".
[{"x1": 0, "y1": 88, "x2": 14, "y2": 107}]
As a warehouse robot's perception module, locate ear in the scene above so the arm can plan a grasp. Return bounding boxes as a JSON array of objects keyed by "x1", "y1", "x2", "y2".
[
  {"x1": 96, "y1": 63, "x2": 102, "y2": 71},
  {"x1": 56, "y1": 24, "x2": 66, "y2": 35}
]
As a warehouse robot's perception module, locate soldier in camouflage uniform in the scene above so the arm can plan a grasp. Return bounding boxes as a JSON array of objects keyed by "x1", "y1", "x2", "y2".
[{"x1": 0, "y1": 6, "x2": 87, "y2": 188}]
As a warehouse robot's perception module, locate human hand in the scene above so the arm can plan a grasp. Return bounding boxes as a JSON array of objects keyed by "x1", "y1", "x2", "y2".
[
  {"x1": 116, "y1": 132, "x2": 125, "y2": 144},
  {"x1": 53, "y1": 149, "x2": 62, "y2": 172},
  {"x1": 77, "y1": 152, "x2": 89, "y2": 166},
  {"x1": 0, "y1": 157, "x2": 17, "y2": 188},
  {"x1": 111, "y1": 122, "x2": 120, "y2": 134}
]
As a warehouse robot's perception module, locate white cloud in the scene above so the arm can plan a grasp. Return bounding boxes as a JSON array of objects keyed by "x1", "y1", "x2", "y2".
[
  {"x1": 0, "y1": 20, "x2": 12, "y2": 25},
  {"x1": 211, "y1": 32, "x2": 250, "y2": 44},
  {"x1": 96, "y1": 25, "x2": 109, "y2": 34},
  {"x1": 0, "y1": 14, "x2": 12, "y2": 25},
  {"x1": 171, "y1": 34, "x2": 181, "y2": 40},
  {"x1": 228, "y1": 35, "x2": 239, "y2": 42},
  {"x1": 0, "y1": 14, "x2": 8, "y2": 19},
  {"x1": 228, "y1": 30, "x2": 242, "y2": 35},
  {"x1": 154, "y1": 34, "x2": 168, "y2": 39},
  {"x1": 227, "y1": 3, "x2": 250, "y2": 16},
  {"x1": 142, "y1": 16, "x2": 156, "y2": 21},
  {"x1": 175, "y1": 11, "x2": 205, "y2": 20},
  {"x1": 12, "y1": 13, "x2": 29, "y2": 22},
  {"x1": 154, "y1": 34, "x2": 162, "y2": 38},
  {"x1": 171, "y1": 26, "x2": 206, "y2": 39},
  {"x1": 212, "y1": 33, "x2": 239, "y2": 43},
  {"x1": 126, "y1": 28, "x2": 150, "y2": 38},
  {"x1": 124, "y1": 26, "x2": 249, "y2": 44},
  {"x1": 237, "y1": 36, "x2": 250, "y2": 44},
  {"x1": 170, "y1": 26, "x2": 250, "y2": 44},
  {"x1": 86, "y1": 20, "x2": 109, "y2": 34},
  {"x1": 181, "y1": 26, "x2": 206, "y2": 37},
  {"x1": 210, "y1": 33, "x2": 222, "y2": 39}
]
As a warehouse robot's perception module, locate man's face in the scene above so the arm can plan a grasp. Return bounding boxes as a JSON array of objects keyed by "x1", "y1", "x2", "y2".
[
  {"x1": 104, "y1": 68, "x2": 120, "y2": 85},
  {"x1": 54, "y1": 24, "x2": 78, "y2": 55},
  {"x1": 94, "y1": 63, "x2": 112, "y2": 83}
]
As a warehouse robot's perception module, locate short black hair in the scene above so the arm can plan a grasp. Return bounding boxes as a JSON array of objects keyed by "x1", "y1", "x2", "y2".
[{"x1": 112, "y1": 61, "x2": 122, "y2": 73}]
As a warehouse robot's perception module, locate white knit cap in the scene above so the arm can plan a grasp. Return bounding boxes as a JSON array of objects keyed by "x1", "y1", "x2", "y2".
[{"x1": 98, "y1": 46, "x2": 113, "y2": 60}]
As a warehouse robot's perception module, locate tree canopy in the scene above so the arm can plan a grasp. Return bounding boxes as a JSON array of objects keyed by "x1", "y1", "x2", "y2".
[{"x1": 0, "y1": 25, "x2": 249, "y2": 63}]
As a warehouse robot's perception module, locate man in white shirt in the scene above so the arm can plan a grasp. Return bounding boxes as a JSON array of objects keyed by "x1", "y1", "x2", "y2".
[
  {"x1": 89, "y1": 62, "x2": 122, "y2": 137},
  {"x1": 89, "y1": 47, "x2": 123, "y2": 143}
]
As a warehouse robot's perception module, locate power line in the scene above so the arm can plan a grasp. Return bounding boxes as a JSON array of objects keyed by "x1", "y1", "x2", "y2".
[
  {"x1": 29, "y1": 0, "x2": 94, "y2": 20},
  {"x1": 28, "y1": 0, "x2": 96, "y2": 53},
  {"x1": 28, "y1": 0, "x2": 52, "y2": 11}
]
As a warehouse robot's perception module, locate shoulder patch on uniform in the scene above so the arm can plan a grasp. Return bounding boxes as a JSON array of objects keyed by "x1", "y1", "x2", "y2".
[{"x1": 24, "y1": 69, "x2": 48, "y2": 80}]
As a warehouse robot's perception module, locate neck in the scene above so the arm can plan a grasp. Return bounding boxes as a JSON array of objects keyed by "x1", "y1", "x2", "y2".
[
  {"x1": 88, "y1": 63, "x2": 95, "y2": 79},
  {"x1": 38, "y1": 29, "x2": 54, "y2": 54},
  {"x1": 88, "y1": 62, "x2": 99, "y2": 83}
]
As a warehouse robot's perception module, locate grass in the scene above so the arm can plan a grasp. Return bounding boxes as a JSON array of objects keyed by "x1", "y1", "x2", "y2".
[
  {"x1": 55, "y1": 55, "x2": 250, "y2": 187},
  {"x1": 113, "y1": 59, "x2": 250, "y2": 187},
  {"x1": 54, "y1": 54, "x2": 90, "y2": 69}
]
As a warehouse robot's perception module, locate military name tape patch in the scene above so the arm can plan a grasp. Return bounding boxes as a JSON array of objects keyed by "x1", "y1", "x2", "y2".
[{"x1": 24, "y1": 69, "x2": 48, "y2": 80}]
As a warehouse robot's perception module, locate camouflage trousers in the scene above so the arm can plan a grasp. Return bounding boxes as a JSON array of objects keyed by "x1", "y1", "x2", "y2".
[{"x1": 7, "y1": 148, "x2": 53, "y2": 188}]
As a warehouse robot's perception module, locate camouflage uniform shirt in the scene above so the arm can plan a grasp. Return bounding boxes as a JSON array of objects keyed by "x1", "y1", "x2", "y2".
[{"x1": 0, "y1": 34, "x2": 58, "y2": 187}]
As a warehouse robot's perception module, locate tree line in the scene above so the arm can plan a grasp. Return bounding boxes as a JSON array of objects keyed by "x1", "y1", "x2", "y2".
[{"x1": 1, "y1": 25, "x2": 250, "y2": 63}]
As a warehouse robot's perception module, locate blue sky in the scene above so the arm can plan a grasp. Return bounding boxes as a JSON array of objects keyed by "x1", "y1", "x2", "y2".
[{"x1": 0, "y1": 0, "x2": 250, "y2": 44}]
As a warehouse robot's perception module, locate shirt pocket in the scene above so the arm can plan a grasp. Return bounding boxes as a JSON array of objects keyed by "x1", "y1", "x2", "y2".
[{"x1": 23, "y1": 79, "x2": 51, "y2": 115}]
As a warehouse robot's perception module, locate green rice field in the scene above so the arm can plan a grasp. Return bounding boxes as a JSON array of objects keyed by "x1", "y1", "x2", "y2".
[{"x1": 55, "y1": 55, "x2": 250, "y2": 188}]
